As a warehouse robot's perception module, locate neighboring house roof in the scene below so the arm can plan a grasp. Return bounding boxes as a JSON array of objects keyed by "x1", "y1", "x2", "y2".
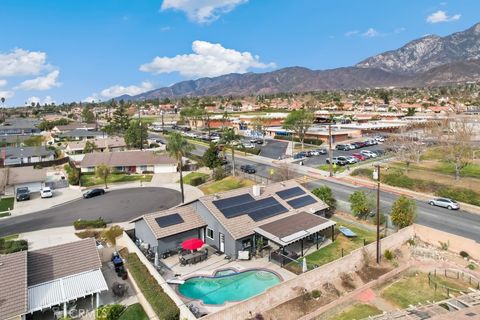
[
  {"x1": 132, "y1": 206, "x2": 207, "y2": 240},
  {"x1": 27, "y1": 238, "x2": 102, "y2": 286},
  {"x1": 198, "y1": 180, "x2": 329, "y2": 240},
  {"x1": 8, "y1": 167, "x2": 47, "y2": 185},
  {"x1": 66, "y1": 137, "x2": 126, "y2": 152},
  {"x1": 80, "y1": 150, "x2": 176, "y2": 167},
  {"x1": 54, "y1": 123, "x2": 96, "y2": 132},
  {"x1": 0, "y1": 251, "x2": 28, "y2": 320},
  {"x1": 0, "y1": 118, "x2": 41, "y2": 130},
  {"x1": 58, "y1": 129, "x2": 105, "y2": 138},
  {"x1": 4, "y1": 146, "x2": 54, "y2": 159}
]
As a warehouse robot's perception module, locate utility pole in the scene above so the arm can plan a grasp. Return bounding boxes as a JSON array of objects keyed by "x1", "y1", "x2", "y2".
[
  {"x1": 374, "y1": 164, "x2": 381, "y2": 264},
  {"x1": 328, "y1": 123, "x2": 333, "y2": 177},
  {"x1": 138, "y1": 102, "x2": 143, "y2": 151}
]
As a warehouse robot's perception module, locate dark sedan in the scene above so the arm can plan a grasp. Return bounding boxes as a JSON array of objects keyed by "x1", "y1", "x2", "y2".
[
  {"x1": 83, "y1": 188, "x2": 106, "y2": 199},
  {"x1": 240, "y1": 165, "x2": 256, "y2": 174}
]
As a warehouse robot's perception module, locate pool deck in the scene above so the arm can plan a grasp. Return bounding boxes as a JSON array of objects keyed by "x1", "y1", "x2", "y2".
[{"x1": 160, "y1": 248, "x2": 296, "y2": 315}]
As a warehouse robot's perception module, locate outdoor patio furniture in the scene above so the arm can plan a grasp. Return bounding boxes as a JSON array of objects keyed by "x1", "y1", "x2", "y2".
[
  {"x1": 179, "y1": 250, "x2": 208, "y2": 265},
  {"x1": 339, "y1": 226, "x2": 357, "y2": 237}
]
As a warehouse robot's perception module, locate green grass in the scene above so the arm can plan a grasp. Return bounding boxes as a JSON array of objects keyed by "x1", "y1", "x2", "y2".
[
  {"x1": 298, "y1": 220, "x2": 376, "y2": 269},
  {"x1": 381, "y1": 272, "x2": 470, "y2": 308},
  {"x1": 329, "y1": 303, "x2": 382, "y2": 320},
  {"x1": 435, "y1": 162, "x2": 480, "y2": 179},
  {"x1": 119, "y1": 303, "x2": 149, "y2": 320},
  {"x1": 80, "y1": 173, "x2": 153, "y2": 187},
  {"x1": 182, "y1": 172, "x2": 209, "y2": 185},
  {"x1": 0, "y1": 197, "x2": 14, "y2": 211},
  {"x1": 0, "y1": 234, "x2": 18, "y2": 241},
  {"x1": 0, "y1": 211, "x2": 11, "y2": 217},
  {"x1": 318, "y1": 164, "x2": 346, "y2": 173},
  {"x1": 199, "y1": 176, "x2": 255, "y2": 195}
]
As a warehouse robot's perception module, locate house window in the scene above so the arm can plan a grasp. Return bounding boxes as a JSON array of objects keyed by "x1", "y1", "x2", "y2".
[
  {"x1": 207, "y1": 228, "x2": 214, "y2": 240},
  {"x1": 241, "y1": 238, "x2": 252, "y2": 250}
]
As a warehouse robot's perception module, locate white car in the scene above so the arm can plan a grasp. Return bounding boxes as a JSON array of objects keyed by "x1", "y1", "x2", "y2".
[
  {"x1": 40, "y1": 187, "x2": 53, "y2": 198},
  {"x1": 346, "y1": 144, "x2": 356, "y2": 150},
  {"x1": 428, "y1": 198, "x2": 460, "y2": 210},
  {"x1": 242, "y1": 142, "x2": 255, "y2": 149},
  {"x1": 374, "y1": 136, "x2": 385, "y2": 142},
  {"x1": 360, "y1": 150, "x2": 378, "y2": 158}
]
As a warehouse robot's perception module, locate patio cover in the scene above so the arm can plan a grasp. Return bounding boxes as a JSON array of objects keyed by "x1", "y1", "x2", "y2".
[
  {"x1": 27, "y1": 269, "x2": 108, "y2": 313},
  {"x1": 254, "y1": 212, "x2": 336, "y2": 247}
]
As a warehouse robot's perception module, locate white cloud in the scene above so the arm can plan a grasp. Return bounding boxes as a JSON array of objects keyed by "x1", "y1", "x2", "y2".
[
  {"x1": 426, "y1": 10, "x2": 461, "y2": 23},
  {"x1": 16, "y1": 70, "x2": 61, "y2": 91},
  {"x1": 140, "y1": 40, "x2": 275, "y2": 78},
  {"x1": 99, "y1": 81, "x2": 154, "y2": 98},
  {"x1": 0, "y1": 90, "x2": 15, "y2": 99},
  {"x1": 345, "y1": 30, "x2": 359, "y2": 37},
  {"x1": 362, "y1": 28, "x2": 380, "y2": 37},
  {"x1": 26, "y1": 96, "x2": 55, "y2": 105},
  {"x1": 0, "y1": 49, "x2": 50, "y2": 77},
  {"x1": 394, "y1": 27, "x2": 406, "y2": 34},
  {"x1": 26, "y1": 96, "x2": 40, "y2": 105},
  {"x1": 161, "y1": 0, "x2": 248, "y2": 23},
  {"x1": 0, "y1": 80, "x2": 7, "y2": 87}
]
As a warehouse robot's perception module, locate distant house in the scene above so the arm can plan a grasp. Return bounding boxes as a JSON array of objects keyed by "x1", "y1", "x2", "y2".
[
  {"x1": 133, "y1": 180, "x2": 334, "y2": 259},
  {"x1": 51, "y1": 122, "x2": 96, "y2": 133},
  {"x1": 79, "y1": 150, "x2": 177, "y2": 174},
  {"x1": 65, "y1": 137, "x2": 126, "y2": 155},
  {"x1": 0, "y1": 118, "x2": 41, "y2": 136},
  {"x1": 0, "y1": 238, "x2": 108, "y2": 320},
  {"x1": 2, "y1": 146, "x2": 55, "y2": 166},
  {"x1": 56, "y1": 129, "x2": 106, "y2": 141},
  {"x1": 8, "y1": 166, "x2": 48, "y2": 194}
]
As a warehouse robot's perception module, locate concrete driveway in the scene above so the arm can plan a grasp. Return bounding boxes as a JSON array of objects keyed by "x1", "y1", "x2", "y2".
[{"x1": 0, "y1": 187, "x2": 181, "y2": 237}]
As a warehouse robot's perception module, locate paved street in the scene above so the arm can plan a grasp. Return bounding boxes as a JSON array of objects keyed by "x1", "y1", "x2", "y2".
[
  {"x1": 304, "y1": 179, "x2": 480, "y2": 242},
  {"x1": 0, "y1": 187, "x2": 181, "y2": 237}
]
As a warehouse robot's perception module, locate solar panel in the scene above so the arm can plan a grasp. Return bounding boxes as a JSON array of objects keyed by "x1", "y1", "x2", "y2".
[
  {"x1": 155, "y1": 213, "x2": 184, "y2": 228},
  {"x1": 276, "y1": 187, "x2": 306, "y2": 200},
  {"x1": 221, "y1": 197, "x2": 278, "y2": 218},
  {"x1": 287, "y1": 195, "x2": 317, "y2": 209},
  {"x1": 213, "y1": 194, "x2": 255, "y2": 210},
  {"x1": 248, "y1": 204, "x2": 289, "y2": 221}
]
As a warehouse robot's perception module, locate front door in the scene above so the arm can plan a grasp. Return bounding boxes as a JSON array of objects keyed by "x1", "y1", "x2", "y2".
[{"x1": 219, "y1": 233, "x2": 225, "y2": 253}]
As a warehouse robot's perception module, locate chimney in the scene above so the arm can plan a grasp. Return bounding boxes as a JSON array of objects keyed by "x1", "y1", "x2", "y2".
[{"x1": 252, "y1": 185, "x2": 261, "y2": 197}]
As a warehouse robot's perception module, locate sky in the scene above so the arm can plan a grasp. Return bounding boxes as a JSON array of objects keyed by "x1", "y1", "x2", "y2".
[{"x1": 0, "y1": 0, "x2": 479, "y2": 106}]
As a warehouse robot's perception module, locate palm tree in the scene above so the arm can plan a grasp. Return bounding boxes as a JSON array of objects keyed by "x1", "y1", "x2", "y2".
[
  {"x1": 167, "y1": 132, "x2": 194, "y2": 203},
  {"x1": 221, "y1": 128, "x2": 241, "y2": 177}
]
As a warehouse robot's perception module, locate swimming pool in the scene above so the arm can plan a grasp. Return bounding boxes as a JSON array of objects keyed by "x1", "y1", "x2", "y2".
[{"x1": 178, "y1": 269, "x2": 281, "y2": 305}]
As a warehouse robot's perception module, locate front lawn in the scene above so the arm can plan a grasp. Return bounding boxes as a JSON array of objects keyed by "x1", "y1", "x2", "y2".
[
  {"x1": 182, "y1": 172, "x2": 209, "y2": 186},
  {"x1": 329, "y1": 303, "x2": 382, "y2": 320},
  {"x1": 119, "y1": 303, "x2": 149, "y2": 320},
  {"x1": 0, "y1": 197, "x2": 14, "y2": 211},
  {"x1": 199, "y1": 176, "x2": 255, "y2": 195},
  {"x1": 80, "y1": 173, "x2": 153, "y2": 187}
]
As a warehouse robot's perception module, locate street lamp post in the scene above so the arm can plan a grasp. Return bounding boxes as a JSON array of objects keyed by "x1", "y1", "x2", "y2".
[{"x1": 328, "y1": 123, "x2": 333, "y2": 177}]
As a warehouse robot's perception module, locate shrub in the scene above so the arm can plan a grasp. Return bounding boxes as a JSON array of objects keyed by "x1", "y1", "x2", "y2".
[
  {"x1": 0, "y1": 238, "x2": 28, "y2": 254},
  {"x1": 149, "y1": 143, "x2": 160, "y2": 148},
  {"x1": 311, "y1": 289, "x2": 322, "y2": 299},
  {"x1": 460, "y1": 251, "x2": 470, "y2": 258},
  {"x1": 126, "y1": 253, "x2": 179, "y2": 320},
  {"x1": 406, "y1": 238, "x2": 416, "y2": 246},
  {"x1": 96, "y1": 303, "x2": 125, "y2": 320},
  {"x1": 340, "y1": 272, "x2": 356, "y2": 290},
  {"x1": 189, "y1": 175, "x2": 205, "y2": 186},
  {"x1": 467, "y1": 263, "x2": 476, "y2": 270},
  {"x1": 212, "y1": 167, "x2": 227, "y2": 181},
  {"x1": 75, "y1": 230, "x2": 101, "y2": 239},
  {"x1": 390, "y1": 195, "x2": 417, "y2": 228},
  {"x1": 382, "y1": 170, "x2": 415, "y2": 189},
  {"x1": 73, "y1": 218, "x2": 107, "y2": 230},
  {"x1": 384, "y1": 249, "x2": 395, "y2": 261},
  {"x1": 438, "y1": 240, "x2": 450, "y2": 251},
  {"x1": 436, "y1": 186, "x2": 480, "y2": 206},
  {"x1": 141, "y1": 171, "x2": 154, "y2": 174},
  {"x1": 273, "y1": 135, "x2": 324, "y2": 146},
  {"x1": 351, "y1": 168, "x2": 374, "y2": 177},
  {"x1": 101, "y1": 225, "x2": 123, "y2": 245}
]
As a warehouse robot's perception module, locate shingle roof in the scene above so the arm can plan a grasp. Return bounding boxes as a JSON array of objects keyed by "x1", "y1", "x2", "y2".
[
  {"x1": 66, "y1": 137, "x2": 126, "y2": 151},
  {"x1": 54, "y1": 123, "x2": 96, "y2": 132},
  {"x1": 80, "y1": 150, "x2": 176, "y2": 167},
  {"x1": 132, "y1": 206, "x2": 207, "y2": 240},
  {"x1": 27, "y1": 238, "x2": 102, "y2": 286},
  {"x1": 0, "y1": 251, "x2": 28, "y2": 320},
  {"x1": 8, "y1": 167, "x2": 47, "y2": 185},
  {"x1": 199, "y1": 180, "x2": 329, "y2": 240},
  {"x1": 5, "y1": 146, "x2": 54, "y2": 159},
  {"x1": 58, "y1": 129, "x2": 104, "y2": 138}
]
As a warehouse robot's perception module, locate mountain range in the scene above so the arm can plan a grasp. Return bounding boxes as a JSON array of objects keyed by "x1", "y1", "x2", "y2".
[{"x1": 121, "y1": 23, "x2": 480, "y2": 101}]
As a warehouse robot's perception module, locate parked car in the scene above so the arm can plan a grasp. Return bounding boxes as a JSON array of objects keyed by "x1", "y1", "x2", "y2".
[
  {"x1": 40, "y1": 187, "x2": 53, "y2": 198},
  {"x1": 428, "y1": 198, "x2": 460, "y2": 210},
  {"x1": 364, "y1": 140, "x2": 377, "y2": 146},
  {"x1": 293, "y1": 152, "x2": 307, "y2": 159},
  {"x1": 316, "y1": 148, "x2": 327, "y2": 155},
  {"x1": 242, "y1": 142, "x2": 256, "y2": 149},
  {"x1": 360, "y1": 150, "x2": 377, "y2": 158},
  {"x1": 346, "y1": 144, "x2": 356, "y2": 150},
  {"x1": 240, "y1": 164, "x2": 256, "y2": 174},
  {"x1": 352, "y1": 153, "x2": 366, "y2": 161},
  {"x1": 250, "y1": 138, "x2": 263, "y2": 144},
  {"x1": 352, "y1": 141, "x2": 366, "y2": 148},
  {"x1": 326, "y1": 157, "x2": 348, "y2": 166},
  {"x1": 335, "y1": 144, "x2": 349, "y2": 151},
  {"x1": 16, "y1": 187, "x2": 30, "y2": 201},
  {"x1": 344, "y1": 156, "x2": 359, "y2": 164},
  {"x1": 83, "y1": 188, "x2": 105, "y2": 199},
  {"x1": 374, "y1": 136, "x2": 385, "y2": 142}
]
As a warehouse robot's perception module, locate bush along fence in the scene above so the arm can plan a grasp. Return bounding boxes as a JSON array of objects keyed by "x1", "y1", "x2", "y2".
[
  {"x1": 274, "y1": 135, "x2": 324, "y2": 146},
  {"x1": 125, "y1": 253, "x2": 180, "y2": 320},
  {"x1": 428, "y1": 268, "x2": 480, "y2": 295}
]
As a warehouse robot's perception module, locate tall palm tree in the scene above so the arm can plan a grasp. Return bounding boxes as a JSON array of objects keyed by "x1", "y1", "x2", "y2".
[
  {"x1": 221, "y1": 128, "x2": 241, "y2": 177},
  {"x1": 167, "y1": 132, "x2": 194, "y2": 203}
]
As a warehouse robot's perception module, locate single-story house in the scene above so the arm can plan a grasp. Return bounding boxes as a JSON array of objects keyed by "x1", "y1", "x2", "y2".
[
  {"x1": 65, "y1": 137, "x2": 126, "y2": 155},
  {"x1": 8, "y1": 166, "x2": 48, "y2": 194},
  {"x1": 0, "y1": 238, "x2": 108, "y2": 320},
  {"x1": 0, "y1": 118, "x2": 41, "y2": 136},
  {"x1": 51, "y1": 122, "x2": 97, "y2": 133},
  {"x1": 2, "y1": 146, "x2": 55, "y2": 166},
  {"x1": 133, "y1": 180, "x2": 335, "y2": 259},
  {"x1": 56, "y1": 129, "x2": 106, "y2": 141},
  {"x1": 79, "y1": 150, "x2": 177, "y2": 174}
]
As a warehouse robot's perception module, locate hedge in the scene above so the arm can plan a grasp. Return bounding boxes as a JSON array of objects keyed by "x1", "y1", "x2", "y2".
[
  {"x1": 73, "y1": 218, "x2": 107, "y2": 230},
  {"x1": 274, "y1": 135, "x2": 324, "y2": 146},
  {"x1": 126, "y1": 253, "x2": 180, "y2": 320},
  {"x1": 0, "y1": 238, "x2": 28, "y2": 254},
  {"x1": 189, "y1": 175, "x2": 206, "y2": 186},
  {"x1": 436, "y1": 186, "x2": 480, "y2": 206}
]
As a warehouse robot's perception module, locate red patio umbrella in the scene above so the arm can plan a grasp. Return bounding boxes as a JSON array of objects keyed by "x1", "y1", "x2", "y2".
[{"x1": 181, "y1": 238, "x2": 204, "y2": 251}]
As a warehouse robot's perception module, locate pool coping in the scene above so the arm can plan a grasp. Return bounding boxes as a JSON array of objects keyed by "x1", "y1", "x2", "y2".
[{"x1": 173, "y1": 267, "x2": 284, "y2": 307}]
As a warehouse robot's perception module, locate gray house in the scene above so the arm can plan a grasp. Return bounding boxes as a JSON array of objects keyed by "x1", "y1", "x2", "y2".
[
  {"x1": 3, "y1": 146, "x2": 55, "y2": 166},
  {"x1": 133, "y1": 180, "x2": 334, "y2": 259}
]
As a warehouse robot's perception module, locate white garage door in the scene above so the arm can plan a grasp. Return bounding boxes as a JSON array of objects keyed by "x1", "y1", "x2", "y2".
[
  {"x1": 15, "y1": 182, "x2": 43, "y2": 193},
  {"x1": 153, "y1": 165, "x2": 177, "y2": 173}
]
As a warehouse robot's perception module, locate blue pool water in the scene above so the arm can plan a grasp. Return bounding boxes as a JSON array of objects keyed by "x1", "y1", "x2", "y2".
[{"x1": 179, "y1": 269, "x2": 281, "y2": 305}]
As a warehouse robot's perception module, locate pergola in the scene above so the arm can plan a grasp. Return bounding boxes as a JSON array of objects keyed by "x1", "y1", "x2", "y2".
[{"x1": 254, "y1": 211, "x2": 336, "y2": 256}]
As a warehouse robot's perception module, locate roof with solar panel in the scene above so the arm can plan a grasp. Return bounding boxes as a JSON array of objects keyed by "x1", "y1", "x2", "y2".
[{"x1": 198, "y1": 180, "x2": 329, "y2": 240}]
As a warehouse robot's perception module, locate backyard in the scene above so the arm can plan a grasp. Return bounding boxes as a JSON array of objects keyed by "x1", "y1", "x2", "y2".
[
  {"x1": 328, "y1": 303, "x2": 382, "y2": 320},
  {"x1": 199, "y1": 176, "x2": 255, "y2": 195},
  {"x1": 118, "y1": 303, "x2": 149, "y2": 320},
  {"x1": 80, "y1": 173, "x2": 153, "y2": 187}
]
